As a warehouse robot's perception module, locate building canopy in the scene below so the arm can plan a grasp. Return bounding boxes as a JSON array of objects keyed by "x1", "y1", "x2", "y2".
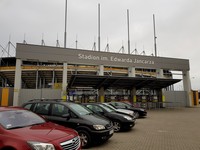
[{"x1": 68, "y1": 74, "x2": 181, "y2": 90}]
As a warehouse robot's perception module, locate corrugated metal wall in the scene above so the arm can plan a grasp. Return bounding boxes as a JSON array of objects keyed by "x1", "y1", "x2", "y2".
[
  {"x1": 19, "y1": 89, "x2": 61, "y2": 105},
  {"x1": 0, "y1": 88, "x2": 191, "y2": 107},
  {"x1": 164, "y1": 91, "x2": 187, "y2": 107}
]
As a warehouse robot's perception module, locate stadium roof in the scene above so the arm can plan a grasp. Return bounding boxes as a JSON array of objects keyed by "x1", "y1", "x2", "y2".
[{"x1": 68, "y1": 74, "x2": 181, "y2": 90}]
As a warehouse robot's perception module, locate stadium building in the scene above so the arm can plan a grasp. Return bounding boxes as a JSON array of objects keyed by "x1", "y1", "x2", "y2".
[{"x1": 0, "y1": 43, "x2": 196, "y2": 108}]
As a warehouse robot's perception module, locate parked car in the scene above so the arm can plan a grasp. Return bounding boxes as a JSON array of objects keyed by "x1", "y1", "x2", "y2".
[
  {"x1": 82, "y1": 103, "x2": 135, "y2": 132},
  {"x1": 22, "y1": 99, "x2": 114, "y2": 148},
  {"x1": 102, "y1": 103, "x2": 136, "y2": 119},
  {"x1": 108, "y1": 101, "x2": 147, "y2": 118},
  {"x1": 0, "y1": 106, "x2": 81, "y2": 150}
]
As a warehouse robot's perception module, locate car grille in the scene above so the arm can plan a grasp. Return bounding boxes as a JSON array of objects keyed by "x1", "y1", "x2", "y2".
[{"x1": 60, "y1": 136, "x2": 80, "y2": 150}]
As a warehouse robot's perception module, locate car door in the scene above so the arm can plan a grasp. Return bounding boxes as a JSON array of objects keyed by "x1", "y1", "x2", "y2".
[
  {"x1": 48, "y1": 103, "x2": 79, "y2": 129},
  {"x1": 46, "y1": 103, "x2": 69, "y2": 126}
]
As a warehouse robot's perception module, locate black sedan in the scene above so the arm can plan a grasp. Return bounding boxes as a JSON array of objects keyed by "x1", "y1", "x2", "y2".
[
  {"x1": 108, "y1": 101, "x2": 147, "y2": 118},
  {"x1": 82, "y1": 103, "x2": 135, "y2": 132}
]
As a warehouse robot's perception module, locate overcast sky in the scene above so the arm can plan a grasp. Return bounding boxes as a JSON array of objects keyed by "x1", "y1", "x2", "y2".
[{"x1": 0, "y1": 0, "x2": 200, "y2": 90}]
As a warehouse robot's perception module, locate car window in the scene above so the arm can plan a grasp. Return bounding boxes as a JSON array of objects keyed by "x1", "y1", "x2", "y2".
[
  {"x1": 34, "y1": 103, "x2": 50, "y2": 115},
  {"x1": 119, "y1": 102, "x2": 131, "y2": 108},
  {"x1": 52, "y1": 104, "x2": 69, "y2": 117},
  {"x1": 112, "y1": 102, "x2": 126, "y2": 108},
  {"x1": 124, "y1": 102, "x2": 132, "y2": 108},
  {"x1": 23, "y1": 103, "x2": 33, "y2": 110},
  {"x1": 110, "y1": 102, "x2": 117, "y2": 106}
]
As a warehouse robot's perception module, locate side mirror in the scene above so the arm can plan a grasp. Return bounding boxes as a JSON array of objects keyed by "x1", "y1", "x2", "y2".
[{"x1": 62, "y1": 114, "x2": 70, "y2": 120}]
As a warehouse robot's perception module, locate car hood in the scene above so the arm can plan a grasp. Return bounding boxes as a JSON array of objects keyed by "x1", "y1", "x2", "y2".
[
  {"x1": 117, "y1": 109, "x2": 134, "y2": 114},
  {"x1": 131, "y1": 107, "x2": 145, "y2": 112},
  {"x1": 8, "y1": 122, "x2": 77, "y2": 142},
  {"x1": 81, "y1": 114, "x2": 110, "y2": 125},
  {"x1": 108, "y1": 112, "x2": 129, "y2": 118}
]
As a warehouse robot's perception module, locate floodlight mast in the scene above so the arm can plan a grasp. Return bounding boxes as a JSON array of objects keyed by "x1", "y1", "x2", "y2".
[
  {"x1": 64, "y1": 0, "x2": 67, "y2": 48},
  {"x1": 98, "y1": 3, "x2": 101, "y2": 51},
  {"x1": 153, "y1": 14, "x2": 157, "y2": 57},
  {"x1": 127, "y1": 9, "x2": 130, "y2": 54}
]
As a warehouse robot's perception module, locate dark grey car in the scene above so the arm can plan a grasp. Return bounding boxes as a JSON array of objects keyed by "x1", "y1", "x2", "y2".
[{"x1": 22, "y1": 99, "x2": 114, "y2": 148}]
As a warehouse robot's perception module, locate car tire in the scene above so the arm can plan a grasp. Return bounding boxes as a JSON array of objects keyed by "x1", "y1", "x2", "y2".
[
  {"x1": 113, "y1": 120, "x2": 121, "y2": 132},
  {"x1": 78, "y1": 130, "x2": 91, "y2": 148}
]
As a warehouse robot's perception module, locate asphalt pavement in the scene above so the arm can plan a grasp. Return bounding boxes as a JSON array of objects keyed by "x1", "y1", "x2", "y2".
[{"x1": 86, "y1": 106, "x2": 200, "y2": 150}]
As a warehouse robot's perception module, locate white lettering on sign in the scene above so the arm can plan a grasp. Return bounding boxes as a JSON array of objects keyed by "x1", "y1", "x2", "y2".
[
  {"x1": 78, "y1": 53, "x2": 155, "y2": 65},
  {"x1": 133, "y1": 58, "x2": 155, "y2": 65},
  {"x1": 110, "y1": 56, "x2": 132, "y2": 63},
  {"x1": 78, "y1": 54, "x2": 100, "y2": 60}
]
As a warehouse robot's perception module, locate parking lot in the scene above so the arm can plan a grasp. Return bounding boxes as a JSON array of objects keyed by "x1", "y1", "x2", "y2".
[{"x1": 86, "y1": 107, "x2": 200, "y2": 150}]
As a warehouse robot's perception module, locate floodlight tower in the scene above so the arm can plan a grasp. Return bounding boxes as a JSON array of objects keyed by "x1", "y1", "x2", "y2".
[
  {"x1": 153, "y1": 14, "x2": 157, "y2": 57},
  {"x1": 98, "y1": 3, "x2": 101, "y2": 51},
  {"x1": 127, "y1": 9, "x2": 131, "y2": 54},
  {"x1": 64, "y1": 0, "x2": 68, "y2": 48}
]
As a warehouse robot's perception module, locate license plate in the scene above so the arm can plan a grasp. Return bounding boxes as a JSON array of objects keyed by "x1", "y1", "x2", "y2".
[{"x1": 109, "y1": 129, "x2": 114, "y2": 135}]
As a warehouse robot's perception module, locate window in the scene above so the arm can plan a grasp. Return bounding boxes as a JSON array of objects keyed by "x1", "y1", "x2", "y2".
[
  {"x1": 34, "y1": 103, "x2": 50, "y2": 115},
  {"x1": 23, "y1": 103, "x2": 32, "y2": 110},
  {"x1": 52, "y1": 104, "x2": 69, "y2": 117}
]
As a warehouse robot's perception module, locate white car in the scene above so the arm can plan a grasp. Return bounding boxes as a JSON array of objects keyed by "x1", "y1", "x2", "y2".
[{"x1": 103, "y1": 103, "x2": 137, "y2": 119}]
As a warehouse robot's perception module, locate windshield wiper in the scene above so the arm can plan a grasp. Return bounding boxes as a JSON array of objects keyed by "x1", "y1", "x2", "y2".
[
  {"x1": 31, "y1": 122, "x2": 44, "y2": 126},
  {"x1": 8, "y1": 126, "x2": 25, "y2": 130},
  {"x1": 87, "y1": 112, "x2": 93, "y2": 115}
]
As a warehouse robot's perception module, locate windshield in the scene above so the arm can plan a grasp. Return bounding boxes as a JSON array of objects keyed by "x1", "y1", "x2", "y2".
[
  {"x1": 121, "y1": 102, "x2": 132, "y2": 108},
  {"x1": 99, "y1": 104, "x2": 114, "y2": 113},
  {"x1": 69, "y1": 103, "x2": 93, "y2": 116},
  {"x1": 103, "y1": 104, "x2": 116, "y2": 111},
  {"x1": 0, "y1": 110, "x2": 45, "y2": 129}
]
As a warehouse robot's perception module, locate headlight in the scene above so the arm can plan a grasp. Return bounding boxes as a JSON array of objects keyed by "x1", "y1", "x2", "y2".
[
  {"x1": 28, "y1": 141, "x2": 55, "y2": 150},
  {"x1": 93, "y1": 125, "x2": 105, "y2": 130},
  {"x1": 128, "y1": 112, "x2": 134, "y2": 116},
  {"x1": 123, "y1": 116, "x2": 132, "y2": 120}
]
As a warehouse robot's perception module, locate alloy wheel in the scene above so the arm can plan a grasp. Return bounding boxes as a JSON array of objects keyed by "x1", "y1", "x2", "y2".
[{"x1": 113, "y1": 121, "x2": 121, "y2": 132}]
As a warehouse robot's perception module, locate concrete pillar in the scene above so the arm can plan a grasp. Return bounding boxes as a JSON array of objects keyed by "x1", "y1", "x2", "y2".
[
  {"x1": 156, "y1": 69, "x2": 164, "y2": 78},
  {"x1": 99, "y1": 87, "x2": 105, "y2": 103},
  {"x1": 182, "y1": 70, "x2": 192, "y2": 106},
  {"x1": 13, "y1": 59, "x2": 22, "y2": 106},
  {"x1": 129, "y1": 67, "x2": 136, "y2": 105},
  {"x1": 99, "y1": 65, "x2": 104, "y2": 76},
  {"x1": 98, "y1": 65, "x2": 105, "y2": 102},
  {"x1": 128, "y1": 67, "x2": 135, "y2": 77},
  {"x1": 62, "y1": 63, "x2": 68, "y2": 101}
]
